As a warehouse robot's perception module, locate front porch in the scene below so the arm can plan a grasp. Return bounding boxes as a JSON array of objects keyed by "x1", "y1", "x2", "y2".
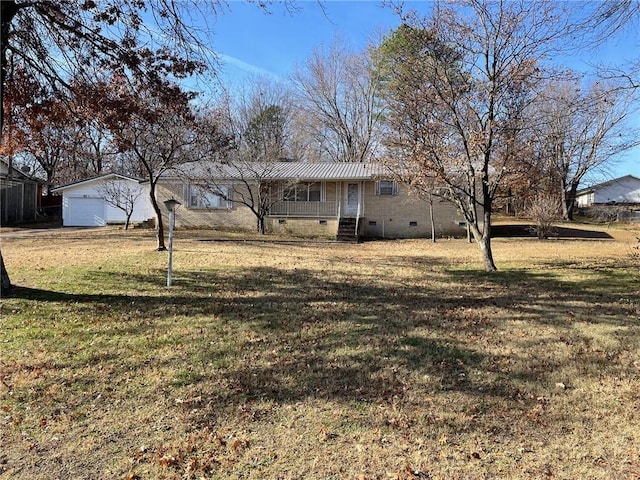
[
  {"x1": 267, "y1": 181, "x2": 366, "y2": 242},
  {"x1": 268, "y1": 180, "x2": 365, "y2": 219},
  {"x1": 269, "y1": 200, "x2": 339, "y2": 217}
]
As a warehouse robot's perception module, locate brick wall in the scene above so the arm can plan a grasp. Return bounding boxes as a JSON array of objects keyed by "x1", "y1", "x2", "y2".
[
  {"x1": 157, "y1": 179, "x2": 473, "y2": 239},
  {"x1": 361, "y1": 182, "x2": 468, "y2": 239},
  {"x1": 156, "y1": 181, "x2": 257, "y2": 232},
  {"x1": 268, "y1": 217, "x2": 338, "y2": 238}
]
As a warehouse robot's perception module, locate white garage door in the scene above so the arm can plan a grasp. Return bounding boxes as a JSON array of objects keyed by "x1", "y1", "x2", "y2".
[{"x1": 67, "y1": 197, "x2": 106, "y2": 226}]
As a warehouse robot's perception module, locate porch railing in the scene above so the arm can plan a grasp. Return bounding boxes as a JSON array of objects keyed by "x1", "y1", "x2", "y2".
[{"x1": 270, "y1": 201, "x2": 339, "y2": 217}]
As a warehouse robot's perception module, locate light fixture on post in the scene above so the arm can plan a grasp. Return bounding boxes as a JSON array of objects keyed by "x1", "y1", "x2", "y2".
[{"x1": 163, "y1": 198, "x2": 181, "y2": 287}]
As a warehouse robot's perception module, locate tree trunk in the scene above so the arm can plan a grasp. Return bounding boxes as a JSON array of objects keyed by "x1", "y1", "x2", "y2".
[
  {"x1": 481, "y1": 207, "x2": 497, "y2": 271},
  {"x1": 565, "y1": 182, "x2": 579, "y2": 221},
  {"x1": 155, "y1": 208, "x2": 166, "y2": 250},
  {"x1": 148, "y1": 184, "x2": 166, "y2": 250},
  {"x1": 1, "y1": 3, "x2": 21, "y2": 297},
  {"x1": 429, "y1": 196, "x2": 436, "y2": 243},
  {"x1": 469, "y1": 210, "x2": 497, "y2": 272},
  {"x1": 560, "y1": 179, "x2": 571, "y2": 221},
  {"x1": 0, "y1": 250, "x2": 11, "y2": 296},
  {"x1": 257, "y1": 215, "x2": 265, "y2": 235},
  {"x1": 478, "y1": 235, "x2": 497, "y2": 272}
]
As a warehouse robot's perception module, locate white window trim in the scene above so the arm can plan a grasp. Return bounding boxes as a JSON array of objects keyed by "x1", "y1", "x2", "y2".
[
  {"x1": 188, "y1": 184, "x2": 232, "y2": 209},
  {"x1": 375, "y1": 180, "x2": 399, "y2": 196},
  {"x1": 281, "y1": 182, "x2": 325, "y2": 202}
]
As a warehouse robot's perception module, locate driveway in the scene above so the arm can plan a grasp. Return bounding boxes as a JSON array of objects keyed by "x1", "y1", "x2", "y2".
[{"x1": 0, "y1": 226, "x2": 106, "y2": 239}]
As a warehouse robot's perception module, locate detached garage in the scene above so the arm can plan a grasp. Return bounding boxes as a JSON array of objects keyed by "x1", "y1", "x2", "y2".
[
  {"x1": 52, "y1": 174, "x2": 154, "y2": 227},
  {"x1": 68, "y1": 197, "x2": 106, "y2": 226}
]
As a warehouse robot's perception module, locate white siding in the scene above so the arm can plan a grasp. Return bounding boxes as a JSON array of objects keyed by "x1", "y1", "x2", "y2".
[
  {"x1": 60, "y1": 178, "x2": 153, "y2": 227},
  {"x1": 67, "y1": 197, "x2": 105, "y2": 226},
  {"x1": 593, "y1": 177, "x2": 640, "y2": 204},
  {"x1": 576, "y1": 192, "x2": 594, "y2": 208},
  {"x1": 576, "y1": 176, "x2": 640, "y2": 207}
]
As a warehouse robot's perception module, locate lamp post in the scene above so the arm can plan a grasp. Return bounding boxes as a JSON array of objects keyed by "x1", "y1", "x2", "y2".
[{"x1": 163, "y1": 198, "x2": 181, "y2": 287}]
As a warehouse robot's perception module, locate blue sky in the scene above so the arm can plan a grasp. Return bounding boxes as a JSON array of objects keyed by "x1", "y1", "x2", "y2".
[
  {"x1": 208, "y1": 1, "x2": 639, "y2": 182},
  {"x1": 210, "y1": 1, "x2": 406, "y2": 81}
]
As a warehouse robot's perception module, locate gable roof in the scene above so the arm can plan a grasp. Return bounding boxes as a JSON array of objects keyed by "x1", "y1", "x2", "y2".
[
  {"x1": 167, "y1": 161, "x2": 392, "y2": 181},
  {"x1": 51, "y1": 173, "x2": 146, "y2": 192},
  {"x1": 576, "y1": 175, "x2": 640, "y2": 195},
  {"x1": 0, "y1": 158, "x2": 41, "y2": 182}
]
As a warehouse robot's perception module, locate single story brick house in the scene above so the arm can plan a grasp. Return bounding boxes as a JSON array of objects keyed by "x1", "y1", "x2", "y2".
[{"x1": 157, "y1": 161, "x2": 469, "y2": 240}]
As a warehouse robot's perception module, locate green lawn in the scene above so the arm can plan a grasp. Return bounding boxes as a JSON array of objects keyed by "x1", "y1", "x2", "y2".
[{"x1": 1, "y1": 225, "x2": 639, "y2": 479}]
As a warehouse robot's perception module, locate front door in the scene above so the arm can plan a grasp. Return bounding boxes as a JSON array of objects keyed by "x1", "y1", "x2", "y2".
[{"x1": 344, "y1": 183, "x2": 360, "y2": 217}]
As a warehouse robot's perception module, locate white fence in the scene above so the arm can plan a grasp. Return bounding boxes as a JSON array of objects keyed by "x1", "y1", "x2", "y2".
[{"x1": 270, "y1": 201, "x2": 339, "y2": 217}]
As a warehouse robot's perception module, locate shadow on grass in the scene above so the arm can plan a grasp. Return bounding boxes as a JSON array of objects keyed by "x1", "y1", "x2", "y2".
[
  {"x1": 492, "y1": 224, "x2": 614, "y2": 239},
  {"x1": 446, "y1": 264, "x2": 638, "y2": 324},
  {"x1": 5, "y1": 256, "x2": 638, "y2": 416}
]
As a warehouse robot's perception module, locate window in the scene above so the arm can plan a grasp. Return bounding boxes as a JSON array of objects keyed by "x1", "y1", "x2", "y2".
[
  {"x1": 188, "y1": 185, "x2": 231, "y2": 209},
  {"x1": 308, "y1": 183, "x2": 322, "y2": 201},
  {"x1": 282, "y1": 182, "x2": 323, "y2": 202},
  {"x1": 375, "y1": 180, "x2": 398, "y2": 196}
]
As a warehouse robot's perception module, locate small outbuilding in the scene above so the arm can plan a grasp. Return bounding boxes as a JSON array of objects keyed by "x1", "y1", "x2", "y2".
[
  {"x1": 1, "y1": 159, "x2": 43, "y2": 225},
  {"x1": 52, "y1": 173, "x2": 154, "y2": 227}
]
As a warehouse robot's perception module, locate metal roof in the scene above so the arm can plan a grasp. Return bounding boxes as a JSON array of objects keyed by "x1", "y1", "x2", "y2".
[
  {"x1": 576, "y1": 174, "x2": 640, "y2": 195},
  {"x1": 167, "y1": 161, "x2": 391, "y2": 181},
  {"x1": 0, "y1": 159, "x2": 41, "y2": 182},
  {"x1": 51, "y1": 173, "x2": 146, "y2": 192}
]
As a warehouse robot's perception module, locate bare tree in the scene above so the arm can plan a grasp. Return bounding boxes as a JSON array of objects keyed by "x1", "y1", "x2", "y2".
[
  {"x1": 579, "y1": 0, "x2": 640, "y2": 49},
  {"x1": 96, "y1": 176, "x2": 145, "y2": 230},
  {"x1": 525, "y1": 192, "x2": 563, "y2": 240},
  {"x1": 102, "y1": 78, "x2": 229, "y2": 250},
  {"x1": 218, "y1": 77, "x2": 297, "y2": 161},
  {"x1": 189, "y1": 85, "x2": 297, "y2": 234},
  {"x1": 0, "y1": 0, "x2": 226, "y2": 293},
  {"x1": 184, "y1": 160, "x2": 290, "y2": 234},
  {"x1": 377, "y1": 1, "x2": 572, "y2": 271},
  {"x1": 293, "y1": 37, "x2": 384, "y2": 163},
  {"x1": 67, "y1": 86, "x2": 120, "y2": 179},
  {"x1": 570, "y1": 1, "x2": 640, "y2": 93},
  {"x1": 531, "y1": 79, "x2": 639, "y2": 220}
]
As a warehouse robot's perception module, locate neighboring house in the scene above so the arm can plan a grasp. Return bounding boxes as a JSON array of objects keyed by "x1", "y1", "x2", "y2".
[
  {"x1": 52, "y1": 173, "x2": 154, "y2": 227},
  {"x1": 0, "y1": 159, "x2": 43, "y2": 225},
  {"x1": 576, "y1": 175, "x2": 640, "y2": 207},
  {"x1": 575, "y1": 175, "x2": 640, "y2": 223},
  {"x1": 158, "y1": 161, "x2": 470, "y2": 240}
]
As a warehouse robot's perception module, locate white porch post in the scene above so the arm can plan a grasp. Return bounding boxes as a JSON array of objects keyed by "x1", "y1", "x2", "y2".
[{"x1": 337, "y1": 181, "x2": 342, "y2": 220}]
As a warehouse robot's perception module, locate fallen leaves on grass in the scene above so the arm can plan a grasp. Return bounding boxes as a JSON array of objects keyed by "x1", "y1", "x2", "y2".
[
  {"x1": 136, "y1": 427, "x2": 249, "y2": 478},
  {"x1": 386, "y1": 463, "x2": 432, "y2": 479},
  {"x1": 123, "y1": 470, "x2": 140, "y2": 480}
]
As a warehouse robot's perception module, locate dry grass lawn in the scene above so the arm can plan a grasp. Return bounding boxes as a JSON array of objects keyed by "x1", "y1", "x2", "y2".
[{"x1": 0, "y1": 223, "x2": 639, "y2": 479}]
